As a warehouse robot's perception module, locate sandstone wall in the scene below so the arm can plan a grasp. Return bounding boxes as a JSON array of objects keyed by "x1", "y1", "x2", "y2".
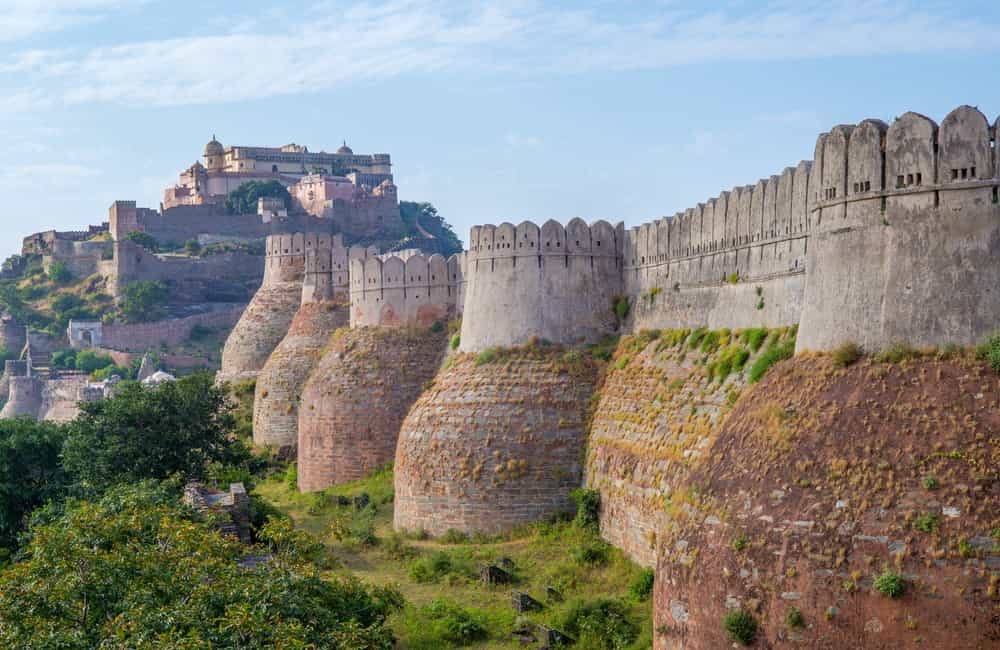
[
  {"x1": 297, "y1": 326, "x2": 447, "y2": 492},
  {"x1": 100, "y1": 307, "x2": 244, "y2": 352},
  {"x1": 393, "y1": 349, "x2": 599, "y2": 535},
  {"x1": 349, "y1": 252, "x2": 460, "y2": 328},
  {"x1": 460, "y1": 219, "x2": 623, "y2": 351},
  {"x1": 651, "y1": 354, "x2": 999, "y2": 649}
]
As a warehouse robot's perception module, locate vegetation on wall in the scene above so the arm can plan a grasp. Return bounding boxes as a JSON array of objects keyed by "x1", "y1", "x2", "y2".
[{"x1": 123, "y1": 230, "x2": 159, "y2": 252}]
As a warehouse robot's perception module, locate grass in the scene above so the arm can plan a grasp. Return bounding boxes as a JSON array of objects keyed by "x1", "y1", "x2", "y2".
[
  {"x1": 975, "y1": 330, "x2": 1000, "y2": 374},
  {"x1": 874, "y1": 570, "x2": 907, "y2": 599},
  {"x1": 831, "y1": 341, "x2": 861, "y2": 368},
  {"x1": 913, "y1": 512, "x2": 941, "y2": 534},
  {"x1": 723, "y1": 609, "x2": 757, "y2": 645},
  {"x1": 876, "y1": 341, "x2": 919, "y2": 363},
  {"x1": 785, "y1": 607, "x2": 804, "y2": 628},
  {"x1": 748, "y1": 337, "x2": 795, "y2": 383},
  {"x1": 254, "y1": 468, "x2": 652, "y2": 649}
]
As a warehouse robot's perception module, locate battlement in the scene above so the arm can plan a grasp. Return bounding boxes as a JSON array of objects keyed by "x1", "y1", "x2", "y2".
[
  {"x1": 349, "y1": 252, "x2": 459, "y2": 328},
  {"x1": 301, "y1": 241, "x2": 373, "y2": 304},
  {"x1": 467, "y1": 218, "x2": 623, "y2": 261}
]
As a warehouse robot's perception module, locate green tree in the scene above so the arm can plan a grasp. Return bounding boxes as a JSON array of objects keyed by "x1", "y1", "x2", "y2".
[
  {"x1": 123, "y1": 230, "x2": 160, "y2": 252},
  {"x1": 62, "y1": 373, "x2": 235, "y2": 493},
  {"x1": 119, "y1": 280, "x2": 169, "y2": 322},
  {"x1": 398, "y1": 201, "x2": 463, "y2": 256},
  {"x1": 0, "y1": 482, "x2": 401, "y2": 649},
  {"x1": 224, "y1": 180, "x2": 291, "y2": 215},
  {"x1": 73, "y1": 349, "x2": 114, "y2": 374},
  {"x1": 47, "y1": 261, "x2": 72, "y2": 284},
  {"x1": 0, "y1": 419, "x2": 67, "y2": 556}
]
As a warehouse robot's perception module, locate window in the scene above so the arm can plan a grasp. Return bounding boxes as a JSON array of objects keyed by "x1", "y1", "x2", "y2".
[
  {"x1": 896, "y1": 175, "x2": 904, "y2": 188},
  {"x1": 906, "y1": 173, "x2": 914, "y2": 185},
  {"x1": 971, "y1": 167, "x2": 977, "y2": 178},
  {"x1": 916, "y1": 173, "x2": 922, "y2": 185},
  {"x1": 952, "y1": 169, "x2": 959, "y2": 180}
]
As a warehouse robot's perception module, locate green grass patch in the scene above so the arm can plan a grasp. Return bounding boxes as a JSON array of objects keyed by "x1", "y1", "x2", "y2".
[
  {"x1": 874, "y1": 570, "x2": 907, "y2": 598},
  {"x1": 748, "y1": 337, "x2": 796, "y2": 383},
  {"x1": 831, "y1": 341, "x2": 861, "y2": 368},
  {"x1": 740, "y1": 327, "x2": 768, "y2": 352},
  {"x1": 723, "y1": 609, "x2": 757, "y2": 645}
]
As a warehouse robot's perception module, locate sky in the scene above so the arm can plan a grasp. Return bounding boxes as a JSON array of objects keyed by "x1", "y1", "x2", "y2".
[{"x1": 2, "y1": 0, "x2": 999, "y2": 258}]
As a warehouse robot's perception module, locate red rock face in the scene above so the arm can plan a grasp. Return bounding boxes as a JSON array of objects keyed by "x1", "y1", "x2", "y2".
[
  {"x1": 252, "y1": 301, "x2": 348, "y2": 453},
  {"x1": 296, "y1": 326, "x2": 447, "y2": 492},
  {"x1": 652, "y1": 355, "x2": 1000, "y2": 649},
  {"x1": 393, "y1": 350, "x2": 599, "y2": 536}
]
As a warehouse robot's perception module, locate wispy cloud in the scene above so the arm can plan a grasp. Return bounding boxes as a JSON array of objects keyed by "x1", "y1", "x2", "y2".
[
  {"x1": 0, "y1": 0, "x2": 135, "y2": 42},
  {"x1": 2, "y1": 0, "x2": 998, "y2": 111}
]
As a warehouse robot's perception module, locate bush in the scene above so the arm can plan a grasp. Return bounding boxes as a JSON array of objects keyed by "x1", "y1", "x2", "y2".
[
  {"x1": 559, "y1": 598, "x2": 639, "y2": 649},
  {"x1": 284, "y1": 463, "x2": 298, "y2": 490},
  {"x1": 450, "y1": 334, "x2": 461, "y2": 350},
  {"x1": 748, "y1": 338, "x2": 795, "y2": 383},
  {"x1": 877, "y1": 341, "x2": 919, "y2": 363},
  {"x1": 786, "y1": 606, "x2": 804, "y2": 628},
  {"x1": 441, "y1": 528, "x2": 469, "y2": 544},
  {"x1": 831, "y1": 341, "x2": 861, "y2": 368},
  {"x1": 91, "y1": 364, "x2": 130, "y2": 381},
  {"x1": 50, "y1": 349, "x2": 76, "y2": 369},
  {"x1": 914, "y1": 512, "x2": 940, "y2": 533},
  {"x1": 74, "y1": 349, "x2": 115, "y2": 373},
  {"x1": 123, "y1": 231, "x2": 159, "y2": 252},
  {"x1": 922, "y1": 475, "x2": 939, "y2": 490},
  {"x1": 418, "y1": 598, "x2": 488, "y2": 645},
  {"x1": 120, "y1": 281, "x2": 169, "y2": 323},
  {"x1": 723, "y1": 609, "x2": 757, "y2": 645},
  {"x1": 874, "y1": 570, "x2": 907, "y2": 598},
  {"x1": 408, "y1": 551, "x2": 461, "y2": 583},
  {"x1": 47, "y1": 261, "x2": 72, "y2": 284},
  {"x1": 571, "y1": 488, "x2": 600, "y2": 529},
  {"x1": 629, "y1": 568, "x2": 654, "y2": 601},
  {"x1": 741, "y1": 327, "x2": 768, "y2": 352},
  {"x1": 51, "y1": 293, "x2": 84, "y2": 314},
  {"x1": 731, "y1": 533, "x2": 749, "y2": 552},
  {"x1": 975, "y1": 331, "x2": 1000, "y2": 374},
  {"x1": 188, "y1": 324, "x2": 215, "y2": 341},
  {"x1": 570, "y1": 539, "x2": 610, "y2": 566},
  {"x1": 225, "y1": 180, "x2": 291, "y2": 215},
  {"x1": 612, "y1": 296, "x2": 630, "y2": 321},
  {"x1": 474, "y1": 347, "x2": 499, "y2": 365}
]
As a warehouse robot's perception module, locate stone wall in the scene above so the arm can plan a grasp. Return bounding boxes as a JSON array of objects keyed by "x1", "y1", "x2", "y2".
[
  {"x1": 99, "y1": 307, "x2": 244, "y2": 352},
  {"x1": 297, "y1": 326, "x2": 447, "y2": 492},
  {"x1": 349, "y1": 252, "x2": 461, "y2": 328},
  {"x1": 393, "y1": 349, "x2": 599, "y2": 535},
  {"x1": 651, "y1": 354, "x2": 999, "y2": 649},
  {"x1": 460, "y1": 218, "x2": 624, "y2": 351}
]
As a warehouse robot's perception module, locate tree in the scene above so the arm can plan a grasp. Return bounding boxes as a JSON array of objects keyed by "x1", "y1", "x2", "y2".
[
  {"x1": 0, "y1": 419, "x2": 67, "y2": 556},
  {"x1": 119, "y1": 280, "x2": 169, "y2": 322},
  {"x1": 47, "y1": 261, "x2": 72, "y2": 284},
  {"x1": 123, "y1": 230, "x2": 159, "y2": 252},
  {"x1": 0, "y1": 482, "x2": 401, "y2": 649},
  {"x1": 398, "y1": 201, "x2": 463, "y2": 256},
  {"x1": 73, "y1": 349, "x2": 114, "y2": 374},
  {"x1": 224, "y1": 180, "x2": 291, "y2": 215},
  {"x1": 62, "y1": 373, "x2": 235, "y2": 493},
  {"x1": 184, "y1": 238, "x2": 202, "y2": 255}
]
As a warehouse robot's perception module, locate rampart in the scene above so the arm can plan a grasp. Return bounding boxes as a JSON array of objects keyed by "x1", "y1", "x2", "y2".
[
  {"x1": 348, "y1": 252, "x2": 462, "y2": 328},
  {"x1": 619, "y1": 104, "x2": 1000, "y2": 352},
  {"x1": 97, "y1": 307, "x2": 244, "y2": 351},
  {"x1": 459, "y1": 218, "x2": 623, "y2": 351}
]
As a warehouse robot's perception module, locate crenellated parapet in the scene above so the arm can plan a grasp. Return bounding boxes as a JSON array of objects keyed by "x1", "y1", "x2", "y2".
[
  {"x1": 459, "y1": 218, "x2": 624, "y2": 351},
  {"x1": 301, "y1": 240, "x2": 372, "y2": 304},
  {"x1": 348, "y1": 252, "x2": 458, "y2": 328}
]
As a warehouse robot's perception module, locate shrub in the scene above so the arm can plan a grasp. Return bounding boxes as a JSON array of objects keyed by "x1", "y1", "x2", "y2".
[
  {"x1": 418, "y1": 598, "x2": 488, "y2": 645},
  {"x1": 877, "y1": 341, "x2": 919, "y2": 363},
  {"x1": 441, "y1": 528, "x2": 469, "y2": 544},
  {"x1": 629, "y1": 568, "x2": 655, "y2": 601},
  {"x1": 120, "y1": 281, "x2": 169, "y2": 323},
  {"x1": 731, "y1": 533, "x2": 749, "y2": 552},
  {"x1": 874, "y1": 570, "x2": 907, "y2": 598},
  {"x1": 786, "y1": 606, "x2": 804, "y2": 628},
  {"x1": 728, "y1": 272, "x2": 739, "y2": 284},
  {"x1": 559, "y1": 598, "x2": 639, "y2": 649},
  {"x1": 50, "y1": 349, "x2": 77, "y2": 369},
  {"x1": 450, "y1": 334, "x2": 461, "y2": 350},
  {"x1": 284, "y1": 463, "x2": 298, "y2": 490},
  {"x1": 225, "y1": 180, "x2": 291, "y2": 215},
  {"x1": 74, "y1": 349, "x2": 115, "y2": 373},
  {"x1": 571, "y1": 488, "x2": 600, "y2": 529},
  {"x1": 748, "y1": 339, "x2": 795, "y2": 383},
  {"x1": 741, "y1": 327, "x2": 768, "y2": 352},
  {"x1": 124, "y1": 231, "x2": 159, "y2": 252},
  {"x1": 975, "y1": 330, "x2": 1000, "y2": 374},
  {"x1": 612, "y1": 296, "x2": 630, "y2": 321},
  {"x1": 47, "y1": 261, "x2": 72, "y2": 284},
  {"x1": 91, "y1": 364, "x2": 129, "y2": 381},
  {"x1": 922, "y1": 475, "x2": 939, "y2": 490},
  {"x1": 914, "y1": 512, "x2": 940, "y2": 533},
  {"x1": 51, "y1": 293, "x2": 84, "y2": 313},
  {"x1": 408, "y1": 551, "x2": 458, "y2": 583},
  {"x1": 831, "y1": 341, "x2": 861, "y2": 368},
  {"x1": 474, "y1": 347, "x2": 499, "y2": 365},
  {"x1": 723, "y1": 609, "x2": 757, "y2": 645},
  {"x1": 570, "y1": 539, "x2": 610, "y2": 566}
]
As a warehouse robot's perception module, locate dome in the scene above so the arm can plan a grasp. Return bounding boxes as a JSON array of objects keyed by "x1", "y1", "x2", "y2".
[
  {"x1": 336, "y1": 141, "x2": 353, "y2": 155},
  {"x1": 204, "y1": 135, "x2": 224, "y2": 157}
]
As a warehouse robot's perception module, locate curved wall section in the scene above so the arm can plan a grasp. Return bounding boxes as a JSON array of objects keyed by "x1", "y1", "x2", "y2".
[
  {"x1": 349, "y1": 252, "x2": 460, "y2": 328},
  {"x1": 459, "y1": 218, "x2": 623, "y2": 352}
]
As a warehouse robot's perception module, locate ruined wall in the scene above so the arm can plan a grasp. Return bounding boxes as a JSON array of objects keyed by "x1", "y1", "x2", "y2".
[
  {"x1": 460, "y1": 218, "x2": 623, "y2": 351},
  {"x1": 252, "y1": 245, "x2": 354, "y2": 452},
  {"x1": 297, "y1": 326, "x2": 447, "y2": 492},
  {"x1": 651, "y1": 354, "x2": 999, "y2": 649},
  {"x1": 42, "y1": 239, "x2": 113, "y2": 278},
  {"x1": 99, "y1": 307, "x2": 244, "y2": 351},
  {"x1": 218, "y1": 234, "x2": 312, "y2": 384},
  {"x1": 349, "y1": 252, "x2": 460, "y2": 328},
  {"x1": 798, "y1": 106, "x2": 1000, "y2": 351},
  {"x1": 393, "y1": 350, "x2": 599, "y2": 535}
]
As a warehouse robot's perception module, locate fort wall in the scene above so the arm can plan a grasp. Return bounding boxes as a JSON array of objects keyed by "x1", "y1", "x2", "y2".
[
  {"x1": 98, "y1": 307, "x2": 245, "y2": 351},
  {"x1": 349, "y1": 252, "x2": 460, "y2": 328},
  {"x1": 459, "y1": 218, "x2": 623, "y2": 351}
]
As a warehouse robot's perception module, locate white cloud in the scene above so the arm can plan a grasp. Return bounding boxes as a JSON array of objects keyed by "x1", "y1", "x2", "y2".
[
  {"x1": 1, "y1": 1, "x2": 998, "y2": 111},
  {"x1": 0, "y1": 0, "x2": 134, "y2": 42}
]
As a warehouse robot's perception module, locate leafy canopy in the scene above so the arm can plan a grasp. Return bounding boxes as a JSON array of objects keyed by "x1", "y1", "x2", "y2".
[
  {"x1": 225, "y1": 180, "x2": 291, "y2": 215},
  {"x1": 123, "y1": 230, "x2": 159, "y2": 252},
  {"x1": 119, "y1": 280, "x2": 169, "y2": 322},
  {"x1": 62, "y1": 373, "x2": 235, "y2": 493},
  {"x1": 0, "y1": 482, "x2": 402, "y2": 649},
  {"x1": 398, "y1": 201, "x2": 463, "y2": 256}
]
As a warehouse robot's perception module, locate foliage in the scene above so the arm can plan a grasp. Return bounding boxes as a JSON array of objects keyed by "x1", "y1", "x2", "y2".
[
  {"x1": 189, "y1": 323, "x2": 215, "y2": 341},
  {"x1": 571, "y1": 488, "x2": 601, "y2": 530},
  {"x1": 570, "y1": 538, "x2": 611, "y2": 566},
  {"x1": 400, "y1": 598, "x2": 489, "y2": 648},
  {"x1": 559, "y1": 598, "x2": 640, "y2": 649},
  {"x1": 876, "y1": 341, "x2": 919, "y2": 363},
  {"x1": 831, "y1": 341, "x2": 861, "y2": 368},
  {"x1": 748, "y1": 337, "x2": 796, "y2": 384},
  {"x1": 47, "y1": 261, "x2": 72, "y2": 284},
  {"x1": 629, "y1": 568, "x2": 654, "y2": 601},
  {"x1": 874, "y1": 570, "x2": 907, "y2": 598},
  {"x1": 0, "y1": 419, "x2": 67, "y2": 556},
  {"x1": 398, "y1": 202, "x2": 464, "y2": 257},
  {"x1": 62, "y1": 373, "x2": 235, "y2": 493},
  {"x1": 119, "y1": 280, "x2": 169, "y2": 322},
  {"x1": 612, "y1": 295, "x2": 630, "y2": 321},
  {"x1": 922, "y1": 475, "x2": 939, "y2": 490},
  {"x1": 51, "y1": 292, "x2": 84, "y2": 313},
  {"x1": 723, "y1": 609, "x2": 758, "y2": 645},
  {"x1": 711, "y1": 345, "x2": 750, "y2": 382},
  {"x1": 913, "y1": 512, "x2": 940, "y2": 533},
  {"x1": 408, "y1": 550, "x2": 475, "y2": 584},
  {"x1": 786, "y1": 606, "x2": 804, "y2": 628},
  {"x1": 450, "y1": 333, "x2": 461, "y2": 350},
  {"x1": 225, "y1": 180, "x2": 291, "y2": 215},
  {"x1": 0, "y1": 482, "x2": 401, "y2": 649},
  {"x1": 740, "y1": 327, "x2": 768, "y2": 353},
  {"x1": 91, "y1": 364, "x2": 130, "y2": 381},
  {"x1": 123, "y1": 230, "x2": 159, "y2": 252},
  {"x1": 730, "y1": 533, "x2": 749, "y2": 552},
  {"x1": 474, "y1": 347, "x2": 499, "y2": 365},
  {"x1": 184, "y1": 238, "x2": 202, "y2": 255},
  {"x1": 73, "y1": 349, "x2": 115, "y2": 374},
  {"x1": 975, "y1": 330, "x2": 1000, "y2": 374},
  {"x1": 588, "y1": 336, "x2": 619, "y2": 362}
]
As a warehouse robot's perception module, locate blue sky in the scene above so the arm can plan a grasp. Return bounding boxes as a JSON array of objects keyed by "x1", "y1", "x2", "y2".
[{"x1": 2, "y1": 0, "x2": 999, "y2": 257}]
